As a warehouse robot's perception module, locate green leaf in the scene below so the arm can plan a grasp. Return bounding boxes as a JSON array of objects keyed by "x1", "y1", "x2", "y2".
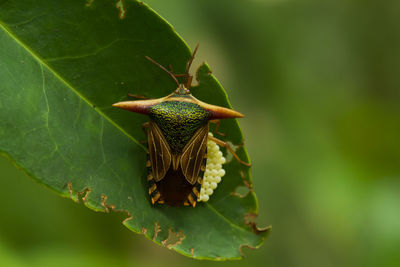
[{"x1": 0, "y1": 0, "x2": 269, "y2": 260}]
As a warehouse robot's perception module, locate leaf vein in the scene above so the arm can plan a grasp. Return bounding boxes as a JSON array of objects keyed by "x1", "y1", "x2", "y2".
[
  {"x1": 45, "y1": 38, "x2": 129, "y2": 62},
  {"x1": 7, "y1": 13, "x2": 47, "y2": 27}
]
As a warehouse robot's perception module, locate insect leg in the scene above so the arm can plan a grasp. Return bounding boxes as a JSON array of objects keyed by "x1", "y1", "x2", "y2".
[
  {"x1": 168, "y1": 64, "x2": 185, "y2": 77},
  {"x1": 168, "y1": 64, "x2": 190, "y2": 83},
  {"x1": 187, "y1": 192, "x2": 197, "y2": 207},
  {"x1": 127, "y1": 93, "x2": 151, "y2": 100},
  {"x1": 208, "y1": 136, "x2": 251, "y2": 167},
  {"x1": 142, "y1": 121, "x2": 150, "y2": 135},
  {"x1": 185, "y1": 153, "x2": 206, "y2": 207},
  {"x1": 209, "y1": 120, "x2": 226, "y2": 136},
  {"x1": 139, "y1": 122, "x2": 150, "y2": 144},
  {"x1": 146, "y1": 152, "x2": 163, "y2": 204}
]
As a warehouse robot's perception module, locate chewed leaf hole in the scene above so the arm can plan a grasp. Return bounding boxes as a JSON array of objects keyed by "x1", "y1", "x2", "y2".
[
  {"x1": 162, "y1": 229, "x2": 186, "y2": 249},
  {"x1": 222, "y1": 140, "x2": 244, "y2": 164},
  {"x1": 232, "y1": 185, "x2": 252, "y2": 198},
  {"x1": 85, "y1": 0, "x2": 94, "y2": 7},
  {"x1": 115, "y1": 0, "x2": 126, "y2": 19}
]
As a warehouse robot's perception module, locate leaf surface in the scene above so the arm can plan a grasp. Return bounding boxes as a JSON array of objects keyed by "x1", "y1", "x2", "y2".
[{"x1": 0, "y1": 0, "x2": 269, "y2": 259}]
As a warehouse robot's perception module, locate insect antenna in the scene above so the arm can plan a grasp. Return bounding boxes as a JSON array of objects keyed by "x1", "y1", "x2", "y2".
[
  {"x1": 185, "y1": 43, "x2": 199, "y2": 75},
  {"x1": 145, "y1": 56, "x2": 180, "y2": 87},
  {"x1": 184, "y1": 43, "x2": 200, "y2": 88}
]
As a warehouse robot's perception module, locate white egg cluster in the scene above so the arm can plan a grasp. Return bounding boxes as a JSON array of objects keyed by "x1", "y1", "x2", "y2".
[{"x1": 198, "y1": 132, "x2": 226, "y2": 202}]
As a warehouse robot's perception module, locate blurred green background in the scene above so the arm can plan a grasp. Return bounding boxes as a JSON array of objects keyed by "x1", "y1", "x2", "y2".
[{"x1": 1, "y1": 0, "x2": 399, "y2": 266}]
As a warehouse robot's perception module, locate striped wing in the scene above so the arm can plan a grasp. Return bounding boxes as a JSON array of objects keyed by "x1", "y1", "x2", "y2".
[
  {"x1": 148, "y1": 121, "x2": 172, "y2": 182},
  {"x1": 180, "y1": 124, "x2": 209, "y2": 185}
]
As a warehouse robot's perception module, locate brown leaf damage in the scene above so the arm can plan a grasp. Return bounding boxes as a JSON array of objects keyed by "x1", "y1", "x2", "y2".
[
  {"x1": 161, "y1": 228, "x2": 186, "y2": 249},
  {"x1": 67, "y1": 181, "x2": 74, "y2": 200},
  {"x1": 79, "y1": 187, "x2": 91, "y2": 203},
  {"x1": 239, "y1": 170, "x2": 253, "y2": 189},
  {"x1": 231, "y1": 185, "x2": 253, "y2": 199},
  {"x1": 153, "y1": 221, "x2": 161, "y2": 241},
  {"x1": 115, "y1": 0, "x2": 126, "y2": 19},
  {"x1": 66, "y1": 181, "x2": 133, "y2": 226},
  {"x1": 238, "y1": 213, "x2": 271, "y2": 258},
  {"x1": 244, "y1": 212, "x2": 271, "y2": 235},
  {"x1": 101, "y1": 194, "x2": 115, "y2": 212},
  {"x1": 141, "y1": 227, "x2": 147, "y2": 235}
]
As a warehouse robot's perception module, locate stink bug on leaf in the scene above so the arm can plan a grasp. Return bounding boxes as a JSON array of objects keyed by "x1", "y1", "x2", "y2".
[{"x1": 113, "y1": 44, "x2": 250, "y2": 207}]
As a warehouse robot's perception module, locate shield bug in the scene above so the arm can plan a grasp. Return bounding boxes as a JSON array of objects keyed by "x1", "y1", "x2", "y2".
[{"x1": 113, "y1": 44, "x2": 250, "y2": 207}]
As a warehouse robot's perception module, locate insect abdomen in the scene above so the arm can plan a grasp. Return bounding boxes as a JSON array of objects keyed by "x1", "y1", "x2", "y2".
[{"x1": 147, "y1": 150, "x2": 206, "y2": 206}]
